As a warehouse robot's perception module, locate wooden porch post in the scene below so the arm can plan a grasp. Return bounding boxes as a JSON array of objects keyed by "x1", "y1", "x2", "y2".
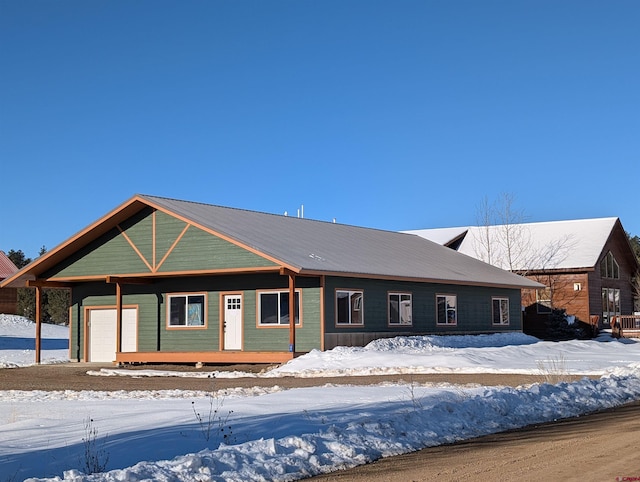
[
  {"x1": 289, "y1": 272, "x2": 296, "y2": 353},
  {"x1": 35, "y1": 286, "x2": 42, "y2": 364},
  {"x1": 115, "y1": 281, "x2": 122, "y2": 354}
]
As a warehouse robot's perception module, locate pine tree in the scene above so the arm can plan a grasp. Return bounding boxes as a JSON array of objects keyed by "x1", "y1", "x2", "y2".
[
  {"x1": 7, "y1": 249, "x2": 31, "y2": 268},
  {"x1": 12, "y1": 246, "x2": 71, "y2": 324}
]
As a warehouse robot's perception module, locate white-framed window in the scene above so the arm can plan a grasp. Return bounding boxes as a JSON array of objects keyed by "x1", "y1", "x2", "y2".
[
  {"x1": 336, "y1": 290, "x2": 364, "y2": 325},
  {"x1": 389, "y1": 292, "x2": 412, "y2": 326},
  {"x1": 436, "y1": 294, "x2": 457, "y2": 325},
  {"x1": 600, "y1": 252, "x2": 620, "y2": 279},
  {"x1": 258, "y1": 290, "x2": 301, "y2": 326},
  {"x1": 536, "y1": 287, "x2": 552, "y2": 314},
  {"x1": 168, "y1": 293, "x2": 206, "y2": 327},
  {"x1": 492, "y1": 297, "x2": 510, "y2": 325}
]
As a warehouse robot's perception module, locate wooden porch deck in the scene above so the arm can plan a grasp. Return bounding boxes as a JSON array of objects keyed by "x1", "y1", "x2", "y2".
[
  {"x1": 611, "y1": 315, "x2": 640, "y2": 338},
  {"x1": 115, "y1": 351, "x2": 295, "y2": 365}
]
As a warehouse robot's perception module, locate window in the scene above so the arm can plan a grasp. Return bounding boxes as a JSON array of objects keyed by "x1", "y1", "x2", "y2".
[
  {"x1": 492, "y1": 297, "x2": 510, "y2": 325},
  {"x1": 600, "y1": 252, "x2": 620, "y2": 279},
  {"x1": 436, "y1": 294, "x2": 457, "y2": 325},
  {"x1": 336, "y1": 290, "x2": 363, "y2": 325},
  {"x1": 168, "y1": 294, "x2": 205, "y2": 327},
  {"x1": 389, "y1": 293, "x2": 412, "y2": 326},
  {"x1": 258, "y1": 291, "x2": 301, "y2": 326},
  {"x1": 536, "y1": 287, "x2": 552, "y2": 314},
  {"x1": 602, "y1": 287, "x2": 621, "y2": 325}
]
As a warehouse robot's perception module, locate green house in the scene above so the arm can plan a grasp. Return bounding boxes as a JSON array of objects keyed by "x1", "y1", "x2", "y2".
[{"x1": 2, "y1": 195, "x2": 542, "y2": 364}]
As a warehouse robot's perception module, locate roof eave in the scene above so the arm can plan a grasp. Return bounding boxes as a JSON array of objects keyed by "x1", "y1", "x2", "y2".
[{"x1": 0, "y1": 195, "x2": 150, "y2": 288}]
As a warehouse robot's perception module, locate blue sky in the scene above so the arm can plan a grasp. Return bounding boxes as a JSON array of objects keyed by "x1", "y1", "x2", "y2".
[{"x1": 1, "y1": 0, "x2": 639, "y2": 259}]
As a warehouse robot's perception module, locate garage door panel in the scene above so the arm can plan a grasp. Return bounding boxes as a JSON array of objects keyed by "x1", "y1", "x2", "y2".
[{"x1": 88, "y1": 308, "x2": 137, "y2": 362}]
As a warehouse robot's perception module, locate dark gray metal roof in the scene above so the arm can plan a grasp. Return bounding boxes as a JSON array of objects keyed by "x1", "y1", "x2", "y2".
[{"x1": 141, "y1": 195, "x2": 541, "y2": 289}]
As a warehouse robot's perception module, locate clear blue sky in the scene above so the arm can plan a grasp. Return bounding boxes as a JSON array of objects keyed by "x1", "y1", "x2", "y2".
[{"x1": 1, "y1": 0, "x2": 639, "y2": 259}]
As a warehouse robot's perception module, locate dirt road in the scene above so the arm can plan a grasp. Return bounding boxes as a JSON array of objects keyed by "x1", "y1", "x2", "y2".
[
  {"x1": 2, "y1": 364, "x2": 637, "y2": 481},
  {"x1": 309, "y1": 401, "x2": 640, "y2": 482}
]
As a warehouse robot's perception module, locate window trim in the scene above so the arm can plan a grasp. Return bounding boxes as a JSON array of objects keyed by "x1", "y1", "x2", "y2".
[
  {"x1": 436, "y1": 293, "x2": 457, "y2": 326},
  {"x1": 335, "y1": 289, "x2": 364, "y2": 327},
  {"x1": 256, "y1": 289, "x2": 303, "y2": 328},
  {"x1": 492, "y1": 297, "x2": 510, "y2": 325},
  {"x1": 388, "y1": 292, "x2": 413, "y2": 327},
  {"x1": 166, "y1": 292, "x2": 207, "y2": 329}
]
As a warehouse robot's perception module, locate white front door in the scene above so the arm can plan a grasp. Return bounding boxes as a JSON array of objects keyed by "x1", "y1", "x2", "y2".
[
  {"x1": 88, "y1": 308, "x2": 137, "y2": 362},
  {"x1": 223, "y1": 295, "x2": 242, "y2": 350}
]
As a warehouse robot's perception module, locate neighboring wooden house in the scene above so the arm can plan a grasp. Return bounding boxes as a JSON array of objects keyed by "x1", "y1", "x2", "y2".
[
  {"x1": 1, "y1": 195, "x2": 541, "y2": 364},
  {"x1": 0, "y1": 251, "x2": 19, "y2": 314},
  {"x1": 408, "y1": 218, "x2": 639, "y2": 336}
]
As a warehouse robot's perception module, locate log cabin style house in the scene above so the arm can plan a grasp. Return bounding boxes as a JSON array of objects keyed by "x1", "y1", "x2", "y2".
[
  {"x1": 408, "y1": 218, "x2": 640, "y2": 337},
  {"x1": 1, "y1": 195, "x2": 542, "y2": 364}
]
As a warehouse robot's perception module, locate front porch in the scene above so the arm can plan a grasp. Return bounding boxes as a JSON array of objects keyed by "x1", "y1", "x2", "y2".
[{"x1": 611, "y1": 315, "x2": 640, "y2": 338}]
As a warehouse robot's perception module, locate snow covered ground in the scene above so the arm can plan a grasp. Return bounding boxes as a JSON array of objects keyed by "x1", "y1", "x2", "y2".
[{"x1": 2, "y1": 314, "x2": 640, "y2": 481}]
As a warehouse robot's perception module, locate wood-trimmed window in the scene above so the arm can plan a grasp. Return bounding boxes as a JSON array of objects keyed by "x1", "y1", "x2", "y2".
[
  {"x1": 492, "y1": 297, "x2": 510, "y2": 325},
  {"x1": 388, "y1": 292, "x2": 412, "y2": 326},
  {"x1": 436, "y1": 294, "x2": 457, "y2": 325},
  {"x1": 336, "y1": 290, "x2": 364, "y2": 326},
  {"x1": 167, "y1": 293, "x2": 206, "y2": 328},
  {"x1": 258, "y1": 290, "x2": 301, "y2": 326}
]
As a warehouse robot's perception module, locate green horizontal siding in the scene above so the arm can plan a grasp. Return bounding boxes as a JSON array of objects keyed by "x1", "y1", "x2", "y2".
[
  {"x1": 48, "y1": 229, "x2": 151, "y2": 278},
  {"x1": 72, "y1": 275, "x2": 320, "y2": 355},
  {"x1": 324, "y1": 276, "x2": 522, "y2": 334},
  {"x1": 46, "y1": 209, "x2": 277, "y2": 279},
  {"x1": 242, "y1": 287, "x2": 322, "y2": 352},
  {"x1": 119, "y1": 207, "x2": 154, "y2": 266},
  {"x1": 158, "y1": 225, "x2": 277, "y2": 272}
]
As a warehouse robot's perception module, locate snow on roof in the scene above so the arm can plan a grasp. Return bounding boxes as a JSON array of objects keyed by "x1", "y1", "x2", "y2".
[
  {"x1": 406, "y1": 226, "x2": 468, "y2": 245},
  {"x1": 407, "y1": 218, "x2": 620, "y2": 271}
]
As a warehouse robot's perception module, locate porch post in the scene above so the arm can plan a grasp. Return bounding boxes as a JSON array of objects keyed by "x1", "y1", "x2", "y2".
[
  {"x1": 115, "y1": 281, "x2": 122, "y2": 354},
  {"x1": 289, "y1": 272, "x2": 296, "y2": 353},
  {"x1": 35, "y1": 286, "x2": 42, "y2": 364}
]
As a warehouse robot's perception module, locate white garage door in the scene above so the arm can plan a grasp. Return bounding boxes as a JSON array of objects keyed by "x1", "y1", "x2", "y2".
[{"x1": 88, "y1": 308, "x2": 137, "y2": 362}]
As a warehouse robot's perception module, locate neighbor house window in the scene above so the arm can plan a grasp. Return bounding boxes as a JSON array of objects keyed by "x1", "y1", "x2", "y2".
[
  {"x1": 336, "y1": 290, "x2": 363, "y2": 325},
  {"x1": 602, "y1": 287, "x2": 621, "y2": 325},
  {"x1": 536, "y1": 287, "x2": 552, "y2": 314},
  {"x1": 258, "y1": 290, "x2": 301, "y2": 326},
  {"x1": 436, "y1": 294, "x2": 457, "y2": 325},
  {"x1": 492, "y1": 297, "x2": 510, "y2": 325},
  {"x1": 600, "y1": 252, "x2": 620, "y2": 279},
  {"x1": 389, "y1": 293, "x2": 412, "y2": 326},
  {"x1": 168, "y1": 294, "x2": 206, "y2": 327}
]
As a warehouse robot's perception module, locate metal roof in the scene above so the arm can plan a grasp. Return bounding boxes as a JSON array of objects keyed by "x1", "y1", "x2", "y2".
[
  {"x1": 141, "y1": 195, "x2": 541, "y2": 288},
  {"x1": 1, "y1": 195, "x2": 543, "y2": 289},
  {"x1": 0, "y1": 251, "x2": 18, "y2": 280}
]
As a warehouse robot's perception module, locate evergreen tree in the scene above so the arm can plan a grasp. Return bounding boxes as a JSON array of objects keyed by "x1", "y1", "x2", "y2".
[
  {"x1": 7, "y1": 249, "x2": 31, "y2": 268},
  {"x1": 12, "y1": 246, "x2": 71, "y2": 325}
]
